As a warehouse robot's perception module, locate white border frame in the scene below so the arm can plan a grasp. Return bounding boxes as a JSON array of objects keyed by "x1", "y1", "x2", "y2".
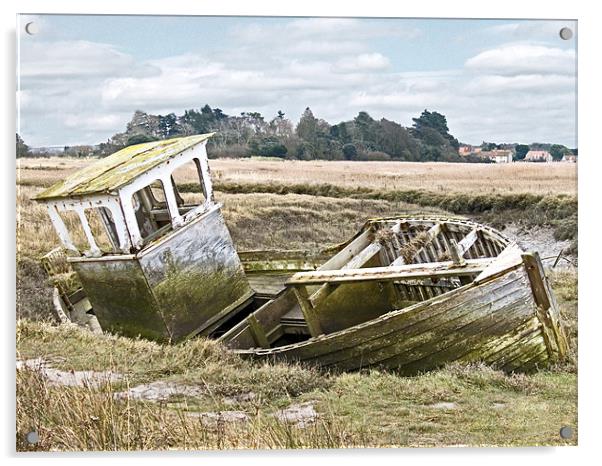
[{"x1": 5, "y1": 2, "x2": 600, "y2": 465}]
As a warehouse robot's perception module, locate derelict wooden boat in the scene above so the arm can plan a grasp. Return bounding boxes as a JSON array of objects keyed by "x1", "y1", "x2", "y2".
[
  {"x1": 221, "y1": 216, "x2": 568, "y2": 373},
  {"x1": 33, "y1": 135, "x2": 567, "y2": 374}
]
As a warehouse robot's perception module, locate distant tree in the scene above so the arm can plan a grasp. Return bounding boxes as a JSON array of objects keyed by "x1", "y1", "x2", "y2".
[
  {"x1": 16, "y1": 133, "x2": 30, "y2": 158},
  {"x1": 296, "y1": 107, "x2": 318, "y2": 143},
  {"x1": 376, "y1": 119, "x2": 419, "y2": 160},
  {"x1": 412, "y1": 110, "x2": 459, "y2": 151},
  {"x1": 514, "y1": 144, "x2": 530, "y2": 160},
  {"x1": 342, "y1": 143, "x2": 358, "y2": 160},
  {"x1": 481, "y1": 142, "x2": 498, "y2": 151},
  {"x1": 353, "y1": 111, "x2": 376, "y2": 146},
  {"x1": 249, "y1": 136, "x2": 288, "y2": 157},
  {"x1": 158, "y1": 113, "x2": 182, "y2": 139},
  {"x1": 330, "y1": 122, "x2": 351, "y2": 144},
  {"x1": 213, "y1": 108, "x2": 227, "y2": 120},
  {"x1": 126, "y1": 134, "x2": 158, "y2": 147},
  {"x1": 550, "y1": 144, "x2": 571, "y2": 161}
]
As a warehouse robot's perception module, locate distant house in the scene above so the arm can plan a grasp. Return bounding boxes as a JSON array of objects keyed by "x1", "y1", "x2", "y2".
[
  {"x1": 475, "y1": 149, "x2": 513, "y2": 163},
  {"x1": 458, "y1": 145, "x2": 473, "y2": 156},
  {"x1": 562, "y1": 154, "x2": 577, "y2": 163},
  {"x1": 525, "y1": 150, "x2": 553, "y2": 162},
  {"x1": 490, "y1": 149, "x2": 513, "y2": 164}
]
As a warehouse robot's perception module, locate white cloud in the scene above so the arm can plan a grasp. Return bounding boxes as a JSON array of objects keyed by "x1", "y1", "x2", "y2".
[
  {"x1": 336, "y1": 53, "x2": 390, "y2": 72},
  {"x1": 465, "y1": 74, "x2": 575, "y2": 95},
  {"x1": 20, "y1": 40, "x2": 158, "y2": 80},
  {"x1": 465, "y1": 43, "x2": 576, "y2": 76}
]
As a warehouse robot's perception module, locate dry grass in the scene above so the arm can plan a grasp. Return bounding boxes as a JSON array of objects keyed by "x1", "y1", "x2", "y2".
[
  {"x1": 18, "y1": 156, "x2": 577, "y2": 196},
  {"x1": 17, "y1": 320, "x2": 577, "y2": 450},
  {"x1": 212, "y1": 159, "x2": 577, "y2": 196}
]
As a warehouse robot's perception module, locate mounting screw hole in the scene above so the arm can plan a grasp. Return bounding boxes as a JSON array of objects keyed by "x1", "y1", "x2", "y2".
[
  {"x1": 559, "y1": 426, "x2": 573, "y2": 439},
  {"x1": 25, "y1": 22, "x2": 39, "y2": 35},
  {"x1": 26, "y1": 430, "x2": 39, "y2": 444},
  {"x1": 559, "y1": 27, "x2": 573, "y2": 40}
]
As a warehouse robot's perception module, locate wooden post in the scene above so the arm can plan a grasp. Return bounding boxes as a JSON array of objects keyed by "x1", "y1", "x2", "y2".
[
  {"x1": 522, "y1": 252, "x2": 551, "y2": 310},
  {"x1": 161, "y1": 175, "x2": 184, "y2": 227},
  {"x1": 449, "y1": 239, "x2": 466, "y2": 266},
  {"x1": 293, "y1": 285, "x2": 324, "y2": 337},
  {"x1": 46, "y1": 205, "x2": 78, "y2": 253},
  {"x1": 246, "y1": 314, "x2": 270, "y2": 348}
]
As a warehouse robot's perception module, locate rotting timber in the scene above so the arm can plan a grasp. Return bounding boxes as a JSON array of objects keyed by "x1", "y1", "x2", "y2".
[{"x1": 35, "y1": 134, "x2": 568, "y2": 373}]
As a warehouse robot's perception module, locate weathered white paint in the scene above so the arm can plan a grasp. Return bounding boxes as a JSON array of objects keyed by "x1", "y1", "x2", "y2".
[
  {"x1": 46, "y1": 204, "x2": 78, "y2": 253},
  {"x1": 117, "y1": 141, "x2": 215, "y2": 250},
  {"x1": 74, "y1": 206, "x2": 101, "y2": 257},
  {"x1": 44, "y1": 194, "x2": 132, "y2": 254},
  {"x1": 41, "y1": 140, "x2": 214, "y2": 254}
]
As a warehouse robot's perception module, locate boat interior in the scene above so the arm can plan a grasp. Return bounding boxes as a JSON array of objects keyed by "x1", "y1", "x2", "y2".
[{"x1": 219, "y1": 217, "x2": 518, "y2": 350}]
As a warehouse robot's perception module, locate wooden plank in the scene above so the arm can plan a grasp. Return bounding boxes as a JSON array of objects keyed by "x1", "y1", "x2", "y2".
[
  {"x1": 344, "y1": 287, "x2": 533, "y2": 372},
  {"x1": 457, "y1": 228, "x2": 479, "y2": 257},
  {"x1": 343, "y1": 242, "x2": 382, "y2": 270},
  {"x1": 389, "y1": 298, "x2": 536, "y2": 373},
  {"x1": 522, "y1": 252, "x2": 551, "y2": 310},
  {"x1": 499, "y1": 333, "x2": 547, "y2": 372},
  {"x1": 478, "y1": 231, "x2": 495, "y2": 258},
  {"x1": 317, "y1": 229, "x2": 372, "y2": 271},
  {"x1": 246, "y1": 314, "x2": 270, "y2": 349},
  {"x1": 457, "y1": 316, "x2": 541, "y2": 364},
  {"x1": 485, "y1": 327, "x2": 544, "y2": 369},
  {"x1": 474, "y1": 242, "x2": 523, "y2": 284},
  {"x1": 516, "y1": 347, "x2": 549, "y2": 372},
  {"x1": 296, "y1": 271, "x2": 530, "y2": 367},
  {"x1": 287, "y1": 258, "x2": 491, "y2": 286},
  {"x1": 293, "y1": 285, "x2": 324, "y2": 337},
  {"x1": 448, "y1": 239, "x2": 466, "y2": 266}
]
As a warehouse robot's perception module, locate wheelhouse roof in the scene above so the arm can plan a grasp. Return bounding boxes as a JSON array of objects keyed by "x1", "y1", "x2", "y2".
[{"x1": 34, "y1": 133, "x2": 213, "y2": 201}]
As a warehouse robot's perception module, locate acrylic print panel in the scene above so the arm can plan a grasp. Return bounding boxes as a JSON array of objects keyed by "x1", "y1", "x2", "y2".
[{"x1": 16, "y1": 15, "x2": 577, "y2": 451}]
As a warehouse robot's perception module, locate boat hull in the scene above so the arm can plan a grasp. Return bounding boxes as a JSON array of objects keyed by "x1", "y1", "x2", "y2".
[{"x1": 227, "y1": 252, "x2": 567, "y2": 374}]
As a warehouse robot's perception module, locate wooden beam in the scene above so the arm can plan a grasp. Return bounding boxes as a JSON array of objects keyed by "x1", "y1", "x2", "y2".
[
  {"x1": 310, "y1": 241, "x2": 382, "y2": 308},
  {"x1": 287, "y1": 258, "x2": 492, "y2": 286},
  {"x1": 317, "y1": 229, "x2": 372, "y2": 271},
  {"x1": 474, "y1": 242, "x2": 523, "y2": 284},
  {"x1": 343, "y1": 242, "x2": 382, "y2": 269},
  {"x1": 246, "y1": 314, "x2": 270, "y2": 348},
  {"x1": 448, "y1": 239, "x2": 466, "y2": 266},
  {"x1": 293, "y1": 285, "x2": 324, "y2": 337},
  {"x1": 456, "y1": 228, "x2": 479, "y2": 257},
  {"x1": 522, "y1": 252, "x2": 551, "y2": 310}
]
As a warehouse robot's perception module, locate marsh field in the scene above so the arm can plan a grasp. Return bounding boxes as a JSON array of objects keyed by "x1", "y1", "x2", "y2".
[{"x1": 16, "y1": 157, "x2": 578, "y2": 450}]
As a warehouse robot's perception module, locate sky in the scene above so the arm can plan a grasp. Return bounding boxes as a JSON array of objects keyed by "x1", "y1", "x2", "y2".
[{"x1": 17, "y1": 15, "x2": 577, "y2": 148}]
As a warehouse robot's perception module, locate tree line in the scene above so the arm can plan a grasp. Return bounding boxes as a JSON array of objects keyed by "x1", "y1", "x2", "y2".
[
  {"x1": 16, "y1": 106, "x2": 576, "y2": 162},
  {"x1": 90, "y1": 106, "x2": 466, "y2": 162}
]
